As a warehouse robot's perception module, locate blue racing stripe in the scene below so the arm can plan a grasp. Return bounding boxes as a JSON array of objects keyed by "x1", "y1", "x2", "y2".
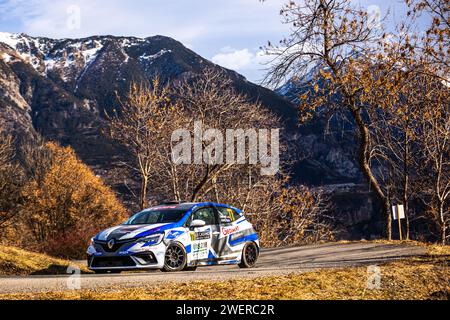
[
  {"x1": 229, "y1": 233, "x2": 258, "y2": 246},
  {"x1": 134, "y1": 223, "x2": 176, "y2": 238},
  {"x1": 208, "y1": 250, "x2": 216, "y2": 259}
]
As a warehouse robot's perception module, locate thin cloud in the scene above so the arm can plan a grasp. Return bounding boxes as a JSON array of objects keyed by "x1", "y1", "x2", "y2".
[
  {"x1": 212, "y1": 47, "x2": 254, "y2": 70},
  {"x1": 0, "y1": 0, "x2": 303, "y2": 82}
]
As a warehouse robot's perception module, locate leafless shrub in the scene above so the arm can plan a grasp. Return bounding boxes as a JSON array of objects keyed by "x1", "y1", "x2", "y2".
[{"x1": 0, "y1": 132, "x2": 23, "y2": 231}]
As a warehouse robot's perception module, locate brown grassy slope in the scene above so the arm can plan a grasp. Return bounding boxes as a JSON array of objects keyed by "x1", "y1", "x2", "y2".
[
  {"x1": 425, "y1": 244, "x2": 450, "y2": 256},
  {"x1": 0, "y1": 245, "x2": 91, "y2": 275},
  {"x1": 1, "y1": 258, "x2": 448, "y2": 300}
]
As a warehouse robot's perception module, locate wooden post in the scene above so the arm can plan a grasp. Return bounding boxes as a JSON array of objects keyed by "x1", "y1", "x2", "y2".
[
  {"x1": 396, "y1": 204, "x2": 405, "y2": 241},
  {"x1": 392, "y1": 204, "x2": 404, "y2": 241}
]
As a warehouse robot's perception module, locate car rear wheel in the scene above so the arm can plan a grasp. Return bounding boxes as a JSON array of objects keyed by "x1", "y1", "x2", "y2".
[
  {"x1": 162, "y1": 243, "x2": 187, "y2": 272},
  {"x1": 238, "y1": 242, "x2": 258, "y2": 268}
]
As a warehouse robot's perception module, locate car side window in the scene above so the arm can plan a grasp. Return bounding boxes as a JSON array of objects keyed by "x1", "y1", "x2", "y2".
[
  {"x1": 217, "y1": 207, "x2": 240, "y2": 224},
  {"x1": 189, "y1": 207, "x2": 218, "y2": 226},
  {"x1": 231, "y1": 209, "x2": 241, "y2": 221}
]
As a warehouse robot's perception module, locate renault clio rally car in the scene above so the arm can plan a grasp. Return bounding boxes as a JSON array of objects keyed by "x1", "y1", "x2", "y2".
[{"x1": 87, "y1": 202, "x2": 259, "y2": 273}]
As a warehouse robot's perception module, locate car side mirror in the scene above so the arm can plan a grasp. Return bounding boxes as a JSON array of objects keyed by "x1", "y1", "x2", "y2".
[{"x1": 190, "y1": 219, "x2": 206, "y2": 229}]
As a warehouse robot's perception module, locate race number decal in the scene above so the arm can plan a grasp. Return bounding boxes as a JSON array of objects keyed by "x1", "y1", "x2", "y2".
[{"x1": 192, "y1": 241, "x2": 208, "y2": 260}]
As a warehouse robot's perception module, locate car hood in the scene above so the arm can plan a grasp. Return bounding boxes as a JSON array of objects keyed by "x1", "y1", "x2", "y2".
[{"x1": 95, "y1": 223, "x2": 176, "y2": 241}]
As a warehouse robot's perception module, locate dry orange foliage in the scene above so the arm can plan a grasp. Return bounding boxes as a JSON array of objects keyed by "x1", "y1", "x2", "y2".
[{"x1": 20, "y1": 142, "x2": 128, "y2": 258}]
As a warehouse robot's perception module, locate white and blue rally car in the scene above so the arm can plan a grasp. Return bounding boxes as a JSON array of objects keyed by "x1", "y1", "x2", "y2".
[{"x1": 87, "y1": 202, "x2": 259, "y2": 273}]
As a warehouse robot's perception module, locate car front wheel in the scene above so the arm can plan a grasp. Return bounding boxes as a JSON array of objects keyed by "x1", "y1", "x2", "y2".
[
  {"x1": 162, "y1": 243, "x2": 187, "y2": 272},
  {"x1": 238, "y1": 242, "x2": 259, "y2": 268}
]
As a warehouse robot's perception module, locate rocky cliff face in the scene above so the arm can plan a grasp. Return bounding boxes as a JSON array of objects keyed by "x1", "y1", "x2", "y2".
[
  {"x1": 276, "y1": 78, "x2": 362, "y2": 185},
  {"x1": 0, "y1": 42, "x2": 37, "y2": 141}
]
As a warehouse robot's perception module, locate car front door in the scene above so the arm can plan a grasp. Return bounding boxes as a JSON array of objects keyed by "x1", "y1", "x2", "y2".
[
  {"x1": 187, "y1": 206, "x2": 220, "y2": 262},
  {"x1": 213, "y1": 206, "x2": 242, "y2": 260}
]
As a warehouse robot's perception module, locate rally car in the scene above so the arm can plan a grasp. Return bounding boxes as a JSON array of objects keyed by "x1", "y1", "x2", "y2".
[{"x1": 87, "y1": 202, "x2": 259, "y2": 273}]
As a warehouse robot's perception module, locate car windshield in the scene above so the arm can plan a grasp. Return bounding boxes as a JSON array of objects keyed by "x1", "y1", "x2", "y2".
[{"x1": 124, "y1": 207, "x2": 188, "y2": 225}]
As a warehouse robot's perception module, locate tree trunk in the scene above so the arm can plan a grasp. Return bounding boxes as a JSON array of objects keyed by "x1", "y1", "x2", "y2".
[
  {"x1": 402, "y1": 147, "x2": 410, "y2": 240},
  {"x1": 403, "y1": 122, "x2": 410, "y2": 240},
  {"x1": 212, "y1": 176, "x2": 219, "y2": 203},
  {"x1": 191, "y1": 164, "x2": 222, "y2": 202},
  {"x1": 140, "y1": 176, "x2": 149, "y2": 210},
  {"x1": 385, "y1": 200, "x2": 392, "y2": 240},
  {"x1": 403, "y1": 179, "x2": 410, "y2": 240},
  {"x1": 439, "y1": 203, "x2": 446, "y2": 245},
  {"x1": 351, "y1": 107, "x2": 392, "y2": 239},
  {"x1": 170, "y1": 164, "x2": 181, "y2": 202},
  {"x1": 191, "y1": 167, "x2": 211, "y2": 202}
]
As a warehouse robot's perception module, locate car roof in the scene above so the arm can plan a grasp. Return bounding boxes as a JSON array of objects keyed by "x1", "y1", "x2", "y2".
[{"x1": 149, "y1": 202, "x2": 236, "y2": 211}]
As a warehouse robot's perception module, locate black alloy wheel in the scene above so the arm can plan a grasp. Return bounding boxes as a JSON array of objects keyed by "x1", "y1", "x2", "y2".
[
  {"x1": 162, "y1": 243, "x2": 187, "y2": 272},
  {"x1": 238, "y1": 242, "x2": 258, "y2": 268}
]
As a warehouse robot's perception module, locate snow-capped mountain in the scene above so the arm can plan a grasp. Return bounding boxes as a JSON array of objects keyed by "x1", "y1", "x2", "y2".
[
  {"x1": 0, "y1": 32, "x2": 295, "y2": 165},
  {"x1": 0, "y1": 31, "x2": 364, "y2": 188},
  {"x1": 0, "y1": 33, "x2": 172, "y2": 84}
]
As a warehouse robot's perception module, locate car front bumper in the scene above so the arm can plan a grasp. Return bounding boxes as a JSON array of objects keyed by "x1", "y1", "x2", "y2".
[{"x1": 87, "y1": 242, "x2": 166, "y2": 270}]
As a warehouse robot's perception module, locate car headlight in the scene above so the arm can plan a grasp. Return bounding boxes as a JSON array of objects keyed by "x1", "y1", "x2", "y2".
[
  {"x1": 137, "y1": 233, "x2": 164, "y2": 246},
  {"x1": 89, "y1": 237, "x2": 95, "y2": 246}
]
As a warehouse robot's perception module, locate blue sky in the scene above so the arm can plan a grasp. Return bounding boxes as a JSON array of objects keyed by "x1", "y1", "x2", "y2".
[{"x1": 0, "y1": 0, "x2": 425, "y2": 83}]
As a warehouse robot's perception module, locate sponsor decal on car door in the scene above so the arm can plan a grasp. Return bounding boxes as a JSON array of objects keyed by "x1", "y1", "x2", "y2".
[{"x1": 189, "y1": 226, "x2": 212, "y2": 260}]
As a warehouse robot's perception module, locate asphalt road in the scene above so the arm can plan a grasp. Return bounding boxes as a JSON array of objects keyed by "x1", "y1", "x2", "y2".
[{"x1": 0, "y1": 242, "x2": 426, "y2": 294}]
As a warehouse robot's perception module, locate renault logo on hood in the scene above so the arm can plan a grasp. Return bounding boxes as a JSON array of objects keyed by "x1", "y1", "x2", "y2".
[{"x1": 107, "y1": 238, "x2": 115, "y2": 249}]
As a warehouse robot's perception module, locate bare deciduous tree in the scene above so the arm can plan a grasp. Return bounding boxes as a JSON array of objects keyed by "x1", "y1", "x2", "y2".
[
  {"x1": 19, "y1": 136, "x2": 54, "y2": 185},
  {"x1": 416, "y1": 74, "x2": 450, "y2": 244},
  {"x1": 264, "y1": 0, "x2": 399, "y2": 238},
  {"x1": 152, "y1": 68, "x2": 280, "y2": 203},
  {"x1": 106, "y1": 77, "x2": 175, "y2": 210}
]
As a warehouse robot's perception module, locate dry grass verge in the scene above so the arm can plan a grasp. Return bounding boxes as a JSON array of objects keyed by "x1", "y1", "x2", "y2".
[
  {"x1": 0, "y1": 245, "x2": 91, "y2": 276},
  {"x1": 1, "y1": 259, "x2": 448, "y2": 300},
  {"x1": 424, "y1": 244, "x2": 450, "y2": 256}
]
